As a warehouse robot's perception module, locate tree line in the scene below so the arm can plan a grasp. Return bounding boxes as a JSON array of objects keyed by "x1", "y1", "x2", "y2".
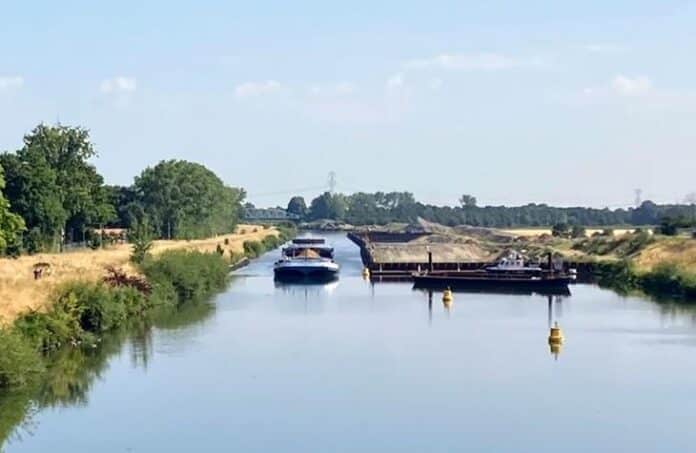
[
  {"x1": 0, "y1": 124, "x2": 245, "y2": 256},
  {"x1": 285, "y1": 192, "x2": 696, "y2": 228}
]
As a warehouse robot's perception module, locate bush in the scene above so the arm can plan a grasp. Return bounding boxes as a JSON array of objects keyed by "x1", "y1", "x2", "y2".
[
  {"x1": 243, "y1": 240, "x2": 264, "y2": 258},
  {"x1": 141, "y1": 250, "x2": 229, "y2": 305},
  {"x1": 129, "y1": 220, "x2": 154, "y2": 264},
  {"x1": 551, "y1": 223, "x2": 570, "y2": 238},
  {"x1": 261, "y1": 234, "x2": 280, "y2": 250}
]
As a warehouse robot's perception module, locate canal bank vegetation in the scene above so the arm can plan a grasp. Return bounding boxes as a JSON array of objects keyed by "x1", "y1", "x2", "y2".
[
  {"x1": 0, "y1": 225, "x2": 281, "y2": 324},
  {"x1": 0, "y1": 223, "x2": 295, "y2": 393},
  {"x1": 0, "y1": 250, "x2": 230, "y2": 390}
]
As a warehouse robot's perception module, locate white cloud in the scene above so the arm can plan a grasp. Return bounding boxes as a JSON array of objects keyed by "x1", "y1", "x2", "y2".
[
  {"x1": 612, "y1": 75, "x2": 652, "y2": 96},
  {"x1": 309, "y1": 82, "x2": 355, "y2": 97},
  {"x1": 581, "y1": 44, "x2": 625, "y2": 54},
  {"x1": 234, "y1": 80, "x2": 281, "y2": 98},
  {"x1": 406, "y1": 53, "x2": 543, "y2": 71},
  {"x1": 0, "y1": 76, "x2": 24, "y2": 92},
  {"x1": 100, "y1": 76, "x2": 137, "y2": 94},
  {"x1": 386, "y1": 73, "x2": 404, "y2": 90}
]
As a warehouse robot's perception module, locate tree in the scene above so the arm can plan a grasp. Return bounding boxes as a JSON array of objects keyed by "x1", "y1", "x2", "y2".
[
  {"x1": 129, "y1": 218, "x2": 154, "y2": 264},
  {"x1": 133, "y1": 160, "x2": 245, "y2": 239},
  {"x1": 459, "y1": 194, "x2": 477, "y2": 208},
  {"x1": 0, "y1": 124, "x2": 115, "y2": 250},
  {"x1": 308, "y1": 192, "x2": 347, "y2": 220},
  {"x1": 571, "y1": 225, "x2": 587, "y2": 238},
  {"x1": 287, "y1": 196, "x2": 307, "y2": 218},
  {"x1": 0, "y1": 164, "x2": 25, "y2": 255},
  {"x1": 551, "y1": 223, "x2": 570, "y2": 237}
]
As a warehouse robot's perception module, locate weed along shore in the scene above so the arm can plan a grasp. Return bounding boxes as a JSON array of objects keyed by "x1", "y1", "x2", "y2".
[
  {"x1": 0, "y1": 224, "x2": 295, "y2": 392},
  {"x1": 0, "y1": 224, "x2": 288, "y2": 325}
]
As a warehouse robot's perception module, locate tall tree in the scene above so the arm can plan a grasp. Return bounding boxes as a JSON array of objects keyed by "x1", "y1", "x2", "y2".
[
  {"x1": 287, "y1": 196, "x2": 307, "y2": 218},
  {"x1": 459, "y1": 194, "x2": 477, "y2": 208},
  {"x1": 133, "y1": 160, "x2": 245, "y2": 239},
  {"x1": 1, "y1": 124, "x2": 114, "y2": 249},
  {"x1": 0, "y1": 164, "x2": 25, "y2": 254}
]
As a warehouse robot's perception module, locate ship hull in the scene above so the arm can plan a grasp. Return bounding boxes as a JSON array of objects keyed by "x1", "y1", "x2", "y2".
[
  {"x1": 273, "y1": 261, "x2": 339, "y2": 282},
  {"x1": 413, "y1": 273, "x2": 571, "y2": 291}
]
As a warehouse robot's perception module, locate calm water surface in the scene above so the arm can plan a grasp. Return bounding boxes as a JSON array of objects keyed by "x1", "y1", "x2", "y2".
[{"x1": 4, "y1": 232, "x2": 696, "y2": 452}]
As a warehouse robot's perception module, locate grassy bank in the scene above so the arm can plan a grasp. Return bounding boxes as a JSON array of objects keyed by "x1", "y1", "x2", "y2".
[
  {"x1": 0, "y1": 224, "x2": 281, "y2": 324},
  {"x1": 0, "y1": 224, "x2": 295, "y2": 392},
  {"x1": 593, "y1": 260, "x2": 696, "y2": 300}
]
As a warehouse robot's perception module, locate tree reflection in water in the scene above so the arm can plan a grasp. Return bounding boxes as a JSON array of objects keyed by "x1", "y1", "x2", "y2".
[{"x1": 0, "y1": 301, "x2": 216, "y2": 450}]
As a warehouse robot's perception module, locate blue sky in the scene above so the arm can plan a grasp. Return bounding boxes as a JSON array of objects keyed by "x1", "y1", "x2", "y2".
[{"x1": 1, "y1": 0, "x2": 695, "y2": 208}]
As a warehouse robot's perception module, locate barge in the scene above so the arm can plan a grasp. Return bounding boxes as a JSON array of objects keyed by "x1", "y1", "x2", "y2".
[
  {"x1": 412, "y1": 251, "x2": 573, "y2": 291},
  {"x1": 273, "y1": 237, "x2": 340, "y2": 282}
]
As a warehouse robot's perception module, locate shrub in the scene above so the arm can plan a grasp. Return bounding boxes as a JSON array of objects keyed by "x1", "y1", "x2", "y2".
[
  {"x1": 571, "y1": 225, "x2": 586, "y2": 238},
  {"x1": 243, "y1": 240, "x2": 264, "y2": 258},
  {"x1": 261, "y1": 234, "x2": 280, "y2": 250},
  {"x1": 551, "y1": 223, "x2": 570, "y2": 238},
  {"x1": 129, "y1": 220, "x2": 154, "y2": 264},
  {"x1": 141, "y1": 250, "x2": 229, "y2": 305}
]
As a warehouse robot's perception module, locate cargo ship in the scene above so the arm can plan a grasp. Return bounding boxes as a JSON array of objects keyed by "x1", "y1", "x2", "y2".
[{"x1": 273, "y1": 237, "x2": 340, "y2": 282}]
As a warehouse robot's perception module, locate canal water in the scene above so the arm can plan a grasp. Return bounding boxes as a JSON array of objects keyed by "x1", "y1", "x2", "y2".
[{"x1": 3, "y1": 232, "x2": 696, "y2": 452}]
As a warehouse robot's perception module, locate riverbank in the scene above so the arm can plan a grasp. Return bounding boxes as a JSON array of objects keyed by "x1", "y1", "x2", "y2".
[
  {"x1": 0, "y1": 224, "x2": 282, "y2": 325},
  {"x1": 351, "y1": 220, "x2": 696, "y2": 298},
  {"x1": 0, "y1": 224, "x2": 295, "y2": 391}
]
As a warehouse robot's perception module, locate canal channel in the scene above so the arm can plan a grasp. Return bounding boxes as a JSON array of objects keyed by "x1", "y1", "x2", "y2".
[{"x1": 3, "y1": 232, "x2": 696, "y2": 452}]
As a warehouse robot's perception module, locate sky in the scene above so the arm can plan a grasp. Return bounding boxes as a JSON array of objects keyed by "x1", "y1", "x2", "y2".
[{"x1": 1, "y1": 0, "x2": 695, "y2": 209}]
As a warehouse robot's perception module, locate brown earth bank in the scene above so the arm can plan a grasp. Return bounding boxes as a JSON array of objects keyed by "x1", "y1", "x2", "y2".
[
  {"x1": 0, "y1": 225, "x2": 277, "y2": 325},
  {"x1": 355, "y1": 219, "x2": 696, "y2": 276}
]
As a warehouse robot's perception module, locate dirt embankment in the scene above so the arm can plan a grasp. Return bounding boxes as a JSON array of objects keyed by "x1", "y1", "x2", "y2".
[{"x1": 0, "y1": 225, "x2": 277, "y2": 325}]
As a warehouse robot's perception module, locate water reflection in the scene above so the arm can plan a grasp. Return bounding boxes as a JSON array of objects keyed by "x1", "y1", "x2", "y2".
[{"x1": 0, "y1": 302, "x2": 216, "y2": 450}]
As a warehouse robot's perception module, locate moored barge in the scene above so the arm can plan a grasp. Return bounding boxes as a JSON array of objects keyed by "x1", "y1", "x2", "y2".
[{"x1": 412, "y1": 251, "x2": 573, "y2": 291}]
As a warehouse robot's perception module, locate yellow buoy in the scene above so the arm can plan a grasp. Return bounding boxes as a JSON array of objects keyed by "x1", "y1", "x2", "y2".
[
  {"x1": 442, "y1": 288, "x2": 453, "y2": 303},
  {"x1": 362, "y1": 268, "x2": 370, "y2": 279},
  {"x1": 549, "y1": 341, "x2": 562, "y2": 359},
  {"x1": 548, "y1": 322, "x2": 564, "y2": 344}
]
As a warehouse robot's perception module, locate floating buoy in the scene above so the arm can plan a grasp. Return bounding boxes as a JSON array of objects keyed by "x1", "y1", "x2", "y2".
[
  {"x1": 362, "y1": 268, "x2": 370, "y2": 279},
  {"x1": 442, "y1": 288, "x2": 453, "y2": 303},
  {"x1": 548, "y1": 322, "x2": 564, "y2": 345},
  {"x1": 548, "y1": 341, "x2": 562, "y2": 359}
]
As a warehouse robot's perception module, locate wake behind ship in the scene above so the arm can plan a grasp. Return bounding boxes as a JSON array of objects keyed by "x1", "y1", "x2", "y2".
[{"x1": 273, "y1": 237, "x2": 340, "y2": 282}]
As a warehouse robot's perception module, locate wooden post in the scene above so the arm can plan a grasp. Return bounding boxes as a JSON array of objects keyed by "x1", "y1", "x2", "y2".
[{"x1": 428, "y1": 251, "x2": 433, "y2": 273}]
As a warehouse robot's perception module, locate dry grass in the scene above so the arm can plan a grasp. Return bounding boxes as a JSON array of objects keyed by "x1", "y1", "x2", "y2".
[
  {"x1": 0, "y1": 224, "x2": 277, "y2": 325},
  {"x1": 502, "y1": 227, "x2": 641, "y2": 238},
  {"x1": 633, "y1": 237, "x2": 696, "y2": 272}
]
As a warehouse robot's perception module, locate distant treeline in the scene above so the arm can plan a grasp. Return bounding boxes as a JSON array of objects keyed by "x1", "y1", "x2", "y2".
[
  {"x1": 284, "y1": 192, "x2": 696, "y2": 227},
  {"x1": 0, "y1": 124, "x2": 245, "y2": 256}
]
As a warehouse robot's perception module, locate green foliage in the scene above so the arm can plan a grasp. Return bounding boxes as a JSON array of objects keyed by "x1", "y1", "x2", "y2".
[
  {"x1": 287, "y1": 196, "x2": 307, "y2": 218},
  {"x1": 573, "y1": 231, "x2": 653, "y2": 258},
  {"x1": 14, "y1": 282, "x2": 148, "y2": 353},
  {"x1": 0, "y1": 329, "x2": 44, "y2": 388},
  {"x1": 243, "y1": 240, "x2": 264, "y2": 258},
  {"x1": 299, "y1": 192, "x2": 696, "y2": 228},
  {"x1": 308, "y1": 192, "x2": 348, "y2": 221},
  {"x1": 551, "y1": 223, "x2": 570, "y2": 238},
  {"x1": 0, "y1": 124, "x2": 115, "y2": 251},
  {"x1": 141, "y1": 250, "x2": 229, "y2": 305},
  {"x1": 0, "y1": 164, "x2": 25, "y2": 255},
  {"x1": 641, "y1": 263, "x2": 696, "y2": 298},
  {"x1": 459, "y1": 194, "x2": 477, "y2": 208},
  {"x1": 133, "y1": 160, "x2": 245, "y2": 239},
  {"x1": 571, "y1": 225, "x2": 587, "y2": 238},
  {"x1": 261, "y1": 234, "x2": 280, "y2": 250},
  {"x1": 129, "y1": 219, "x2": 154, "y2": 264}
]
